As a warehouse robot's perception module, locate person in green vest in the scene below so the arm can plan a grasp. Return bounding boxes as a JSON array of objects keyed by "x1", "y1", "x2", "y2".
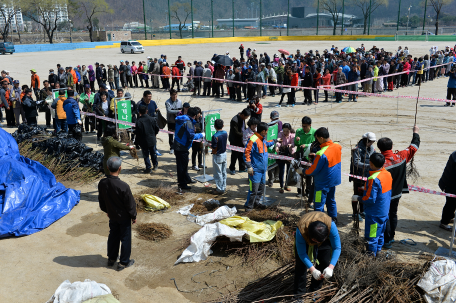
[
  {"x1": 79, "y1": 84, "x2": 95, "y2": 133},
  {"x1": 102, "y1": 124, "x2": 135, "y2": 175},
  {"x1": 294, "y1": 116, "x2": 316, "y2": 200}
]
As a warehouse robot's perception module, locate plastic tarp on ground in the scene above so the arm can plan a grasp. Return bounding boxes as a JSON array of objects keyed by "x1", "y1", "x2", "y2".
[
  {"x1": 141, "y1": 194, "x2": 170, "y2": 211},
  {"x1": 0, "y1": 128, "x2": 80, "y2": 237},
  {"x1": 46, "y1": 279, "x2": 112, "y2": 303},
  {"x1": 219, "y1": 216, "x2": 283, "y2": 243},
  {"x1": 176, "y1": 204, "x2": 238, "y2": 226},
  {"x1": 417, "y1": 259, "x2": 456, "y2": 303}
]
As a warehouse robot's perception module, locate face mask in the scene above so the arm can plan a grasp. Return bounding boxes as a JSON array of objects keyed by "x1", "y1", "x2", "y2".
[{"x1": 50, "y1": 72, "x2": 54, "y2": 75}]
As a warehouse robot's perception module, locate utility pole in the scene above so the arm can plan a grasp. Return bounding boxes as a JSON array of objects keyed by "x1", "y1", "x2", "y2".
[
  {"x1": 368, "y1": 0, "x2": 372, "y2": 35},
  {"x1": 422, "y1": 0, "x2": 428, "y2": 34},
  {"x1": 211, "y1": 0, "x2": 214, "y2": 38},
  {"x1": 396, "y1": 0, "x2": 402, "y2": 33},
  {"x1": 69, "y1": 20, "x2": 73, "y2": 43},
  {"x1": 287, "y1": 0, "x2": 289, "y2": 36},
  {"x1": 260, "y1": 0, "x2": 262, "y2": 36},
  {"x1": 191, "y1": 0, "x2": 194, "y2": 38},
  {"x1": 316, "y1": 0, "x2": 320, "y2": 35},
  {"x1": 406, "y1": 5, "x2": 412, "y2": 35},
  {"x1": 232, "y1": 0, "x2": 235, "y2": 37},
  {"x1": 168, "y1": 0, "x2": 172, "y2": 39},
  {"x1": 341, "y1": 0, "x2": 345, "y2": 35},
  {"x1": 142, "y1": 0, "x2": 147, "y2": 39}
]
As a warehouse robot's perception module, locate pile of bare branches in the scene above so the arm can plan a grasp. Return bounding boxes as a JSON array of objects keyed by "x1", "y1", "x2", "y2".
[{"x1": 135, "y1": 222, "x2": 173, "y2": 241}]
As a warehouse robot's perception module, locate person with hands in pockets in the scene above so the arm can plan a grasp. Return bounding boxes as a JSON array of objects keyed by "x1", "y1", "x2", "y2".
[{"x1": 294, "y1": 211, "x2": 341, "y2": 295}]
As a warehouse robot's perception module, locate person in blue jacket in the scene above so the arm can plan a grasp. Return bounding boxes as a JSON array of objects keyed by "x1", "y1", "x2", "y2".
[
  {"x1": 244, "y1": 122, "x2": 276, "y2": 210},
  {"x1": 445, "y1": 66, "x2": 456, "y2": 107},
  {"x1": 173, "y1": 107, "x2": 204, "y2": 190},
  {"x1": 352, "y1": 153, "x2": 393, "y2": 256},
  {"x1": 63, "y1": 89, "x2": 82, "y2": 141},
  {"x1": 294, "y1": 211, "x2": 341, "y2": 295}
]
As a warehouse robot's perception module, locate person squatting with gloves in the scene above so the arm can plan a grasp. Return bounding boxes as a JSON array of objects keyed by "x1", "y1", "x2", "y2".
[
  {"x1": 244, "y1": 122, "x2": 276, "y2": 211},
  {"x1": 353, "y1": 153, "x2": 393, "y2": 256},
  {"x1": 305, "y1": 127, "x2": 342, "y2": 223},
  {"x1": 294, "y1": 211, "x2": 341, "y2": 295}
]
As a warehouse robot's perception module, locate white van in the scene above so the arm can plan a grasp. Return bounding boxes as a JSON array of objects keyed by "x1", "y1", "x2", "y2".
[{"x1": 120, "y1": 41, "x2": 144, "y2": 54}]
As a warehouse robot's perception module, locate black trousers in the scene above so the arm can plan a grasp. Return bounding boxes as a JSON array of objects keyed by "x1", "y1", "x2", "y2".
[
  {"x1": 126, "y1": 75, "x2": 133, "y2": 88},
  {"x1": 235, "y1": 85, "x2": 242, "y2": 101},
  {"x1": 27, "y1": 116, "x2": 37, "y2": 125},
  {"x1": 175, "y1": 150, "x2": 191, "y2": 187},
  {"x1": 193, "y1": 80, "x2": 201, "y2": 95},
  {"x1": 441, "y1": 197, "x2": 456, "y2": 225},
  {"x1": 168, "y1": 122, "x2": 175, "y2": 149},
  {"x1": 97, "y1": 79, "x2": 104, "y2": 89},
  {"x1": 84, "y1": 116, "x2": 95, "y2": 132},
  {"x1": 5, "y1": 107, "x2": 15, "y2": 126},
  {"x1": 203, "y1": 82, "x2": 211, "y2": 96},
  {"x1": 192, "y1": 141, "x2": 203, "y2": 167},
  {"x1": 242, "y1": 83, "x2": 247, "y2": 98},
  {"x1": 132, "y1": 74, "x2": 138, "y2": 87},
  {"x1": 268, "y1": 79, "x2": 276, "y2": 95},
  {"x1": 384, "y1": 197, "x2": 400, "y2": 243},
  {"x1": 229, "y1": 86, "x2": 235, "y2": 99},
  {"x1": 352, "y1": 179, "x2": 365, "y2": 213},
  {"x1": 294, "y1": 238, "x2": 332, "y2": 295},
  {"x1": 107, "y1": 219, "x2": 132, "y2": 265},
  {"x1": 304, "y1": 89, "x2": 312, "y2": 103},
  {"x1": 171, "y1": 78, "x2": 180, "y2": 91},
  {"x1": 247, "y1": 84, "x2": 255, "y2": 100},
  {"x1": 447, "y1": 87, "x2": 456, "y2": 105},
  {"x1": 229, "y1": 149, "x2": 246, "y2": 171},
  {"x1": 45, "y1": 106, "x2": 52, "y2": 126}
]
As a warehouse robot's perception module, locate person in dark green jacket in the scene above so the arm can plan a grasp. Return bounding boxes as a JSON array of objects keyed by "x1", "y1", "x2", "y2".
[
  {"x1": 102, "y1": 124, "x2": 134, "y2": 175},
  {"x1": 294, "y1": 116, "x2": 316, "y2": 199}
]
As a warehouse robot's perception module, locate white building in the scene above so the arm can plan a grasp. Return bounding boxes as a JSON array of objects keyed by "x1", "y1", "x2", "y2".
[
  {"x1": 41, "y1": 4, "x2": 68, "y2": 24},
  {"x1": 0, "y1": 5, "x2": 24, "y2": 31}
]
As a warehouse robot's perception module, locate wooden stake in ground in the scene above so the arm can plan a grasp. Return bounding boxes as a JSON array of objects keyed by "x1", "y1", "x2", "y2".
[{"x1": 407, "y1": 75, "x2": 421, "y2": 181}]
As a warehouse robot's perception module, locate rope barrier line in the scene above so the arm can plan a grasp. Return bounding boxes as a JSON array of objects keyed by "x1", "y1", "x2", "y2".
[{"x1": 84, "y1": 111, "x2": 453, "y2": 199}]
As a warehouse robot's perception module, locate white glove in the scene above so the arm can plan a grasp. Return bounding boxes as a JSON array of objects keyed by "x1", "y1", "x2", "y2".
[
  {"x1": 77, "y1": 119, "x2": 82, "y2": 125},
  {"x1": 352, "y1": 195, "x2": 359, "y2": 202},
  {"x1": 130, "y1": 146, "x2": 135, "y2": 149},
  {"x1": 247, "y1": 167, "x2": 254, "y2": 176},
  {"x1": 323, "y1": 267, "x2": 333, "y2": 279},
  {"x1": 311, "y1": 269, "x2": 322, "y2": 280}
]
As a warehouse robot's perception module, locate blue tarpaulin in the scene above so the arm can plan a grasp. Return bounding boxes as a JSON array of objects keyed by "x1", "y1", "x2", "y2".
[{"x1": 0, "y1": 128, "x2": 80, "y2": 237}]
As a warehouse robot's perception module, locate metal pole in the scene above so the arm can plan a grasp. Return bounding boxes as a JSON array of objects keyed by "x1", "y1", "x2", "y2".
[
  {"x1": 287, "y1": 0, "x2": 289, "y2": 36},
  {"x1": 168, "y1": 0, "x2": 172, "y2": 39},
  {"x1": 260, "y1": 0, "x2": 262, "y2": 36},
  {"x1": 396, "y1": 0, "x2": 402, "y2": 33},
  {"x1": 368, "y1": 0, "x2": 372, "y2": 35},
  {"x1": 202, "y1": 111, "x2": 207, "y2": 180},
  {"x1": 232, "y1": 0, "x2": 235, "y2": 37},
  {"x1": 191, "y1": 0, "x2": 194, "y2": 38},
  {"x1": 316, "y1": 0, "x2": 320, "y2": 35},
  {"x1": 341, "y1": 0, "x2": 345, "y2": 35},
  {"x1": 142, "y1": 0, "x2": 147, "y2": 39},
  {"x1": 422, "y1": 0, "x2": 428, "y2": 34},
  {"x1": 211, "y1": 0, "x2": 214, "y2": 38}
]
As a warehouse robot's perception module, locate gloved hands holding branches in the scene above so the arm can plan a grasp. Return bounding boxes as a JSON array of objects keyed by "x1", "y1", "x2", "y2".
[
  {"x1": 323, "y1": 267, "x2": 333, "y2": 279},
  {"x1": 311, "y1": 268, "x2": 322, "y2": 280}
]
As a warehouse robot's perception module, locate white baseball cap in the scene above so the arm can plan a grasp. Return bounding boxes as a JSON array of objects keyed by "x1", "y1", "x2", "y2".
[{"x1": 363, "y1": 132, "x2": 377, "y2": 141}]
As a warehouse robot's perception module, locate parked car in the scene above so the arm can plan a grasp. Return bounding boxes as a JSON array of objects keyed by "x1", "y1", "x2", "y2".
[
  {"x1": 421, "y1": 31, "x2": 435, "y2": 35},
  {"x1": 0, "y1": 42, "x2": 15, "y2": 54},
  {"x1": 120, "y1": 41, "x2": 144, "y2": 54}
]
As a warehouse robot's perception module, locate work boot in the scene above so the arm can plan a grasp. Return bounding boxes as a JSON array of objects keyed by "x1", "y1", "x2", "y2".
[{"x1": 117, "y1": 259, "x2": 135, "y2": 271}]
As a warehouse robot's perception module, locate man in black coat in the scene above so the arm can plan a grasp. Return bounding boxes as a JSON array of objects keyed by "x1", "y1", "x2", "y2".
[
  {"x1": 95, "y1": 62, "x2": 103, "y2": 89},
  {"x1": 439, "y1": 151, "x2": 456, "y2": 231},
  {"x1": 98, "y1": 156, "x2": 136, "y2": 271},
  {"x1": 135, "y1": 104, "x2": 160, "y2": 173},
  {"x1": 22, "y1": 88, "x2": 39, "y2": 125},
  {"x1": 228, "y1": 108, "x2": 250, "y2": 175}
]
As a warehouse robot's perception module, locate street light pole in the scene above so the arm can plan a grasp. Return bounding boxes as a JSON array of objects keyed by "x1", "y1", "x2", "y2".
[
  {"x1": 396, "y1": 0, "x2": 402, "y2": 33},
  {"x1": 287, "y1": 0, "x2": 289, "y2": 36},
  {"x1": 422, "y1": 0, "x2": 428, "y2": 34},
  {"x1": 341, "y1": 0, "x2": 345, "y2": 35},
  {"x1": 368, "y1": 0, "x2": 372, "y2": 35},
  {"x1": 406, "y1": 5, "x2": 412, "y2": 35},
  {"x1": 142, "y1": 0, "x2": 147, "y2": 39},
  {"x1": 232, "y1": 0, "x2": 235, "y2": 37},
  {"x1": 69, "y1": 20, "x2": 72, "y2": 43},
  {"x1": 316, "y1": 0, "x2": 320, "y2": 35},
  {"x1": 211, "y1": 0, "x2": 214, "y2": 38},
  {"x1": 191, "y1": 0, "x2": 194, "y2": 38},
  {"x1": 168, "y1": 0, "x2": 172, "y2": 39},
  {"x1": 260, "y1": 0, "x2": 262, "y2": 36}
]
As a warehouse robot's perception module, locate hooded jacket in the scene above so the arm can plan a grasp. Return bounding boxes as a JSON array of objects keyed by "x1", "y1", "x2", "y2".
[
  {"x1": 358, "y1": 168, "x2": 392, "y2": 219},
  {"x1": 63, "y1": 97, "x2": 81, "y2": 125},
  {"x1": 350, "y1": 139, "x2": 376, "y2": 180},
  {"x1": 173, "y1": 115, "x2": 203, "y2": 151},
  {"x1": 22, "y1": 95, "x2": 38, "y2": 118},
  {"x1": 52, "y1": 95, "x2": 67, "y2": 119}
]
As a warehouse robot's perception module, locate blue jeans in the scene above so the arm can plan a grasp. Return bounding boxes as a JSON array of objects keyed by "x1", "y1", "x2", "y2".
[
  {"x1": 56, "y1": 119, "x2": 68, "y2": 132},
  {"x1": 114, "y1": 77, "x2": 120, "y2": 89},
  {"x1": 314, "y1": 186, "x2": 337, "y2": 218},
  {"x1": 212, "y1": 152, "x2": 227, "y2": 192},
  {"x1": 364, "y1": 215, "x2": 387, "y2": 256},
  {"x1": 141, "y1": 145, "x2": 158, "y2": 169}
]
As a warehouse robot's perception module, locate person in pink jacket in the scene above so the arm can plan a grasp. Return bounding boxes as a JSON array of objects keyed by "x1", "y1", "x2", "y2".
[
  {"x1": 131, "y1": 61, "x2": 138, "y2": 88},
  {"x1": 275, "y1": 123, "x2": 296, "y2": 193}
]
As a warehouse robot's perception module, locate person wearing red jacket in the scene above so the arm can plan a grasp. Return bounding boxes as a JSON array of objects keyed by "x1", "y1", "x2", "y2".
[
  {"x1": 171, "y1": 65, "x2": 181, "y2": 91},
  {"x1": 377, "y1": 125, "x2": 420, "y2": 248},
  {"x1": 289, "y1": 70, "x2": 299, "y2": 107}
]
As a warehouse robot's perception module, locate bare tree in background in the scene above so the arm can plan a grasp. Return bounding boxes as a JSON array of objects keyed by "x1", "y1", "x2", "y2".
[
  {"x1": 0, "y1": 0, "x2": 22, "y2": 42},
  {"x1": 22, "y1": 0, "x2": 68, "y2": 44},
  {"x1": 317, "y1": 0, "x2": 343, "y2": 35},
  {"x1": 68, "y1": 0, "x2": 112, "y2": 42},
  {"x1": 428, "y1": 0, "x2": 454, "y2": 35},
  {"x1": 170, "y1": 2, "x2": 192, "y2": 39},
  {"x1": 351, "y1": 0, "x2": 388, "y2": 35}
]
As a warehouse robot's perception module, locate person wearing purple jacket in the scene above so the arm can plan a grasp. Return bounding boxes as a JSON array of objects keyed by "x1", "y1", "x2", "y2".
[{"x1": 88, "y1": 65, "x2": 95, "y2": 92}]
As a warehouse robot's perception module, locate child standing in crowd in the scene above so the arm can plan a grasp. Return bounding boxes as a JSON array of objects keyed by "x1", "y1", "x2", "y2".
[{"x1": 211, "y1": 119, "x2": 228, "y2": 194}]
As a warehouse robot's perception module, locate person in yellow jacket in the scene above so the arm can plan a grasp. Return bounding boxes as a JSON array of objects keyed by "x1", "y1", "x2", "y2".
[
  {"x1": 109, "y1": 88, "x2": 125, "y2": 114},
  {"x1": 51, "y1": 89, "x2": 67, "y2": 132}
]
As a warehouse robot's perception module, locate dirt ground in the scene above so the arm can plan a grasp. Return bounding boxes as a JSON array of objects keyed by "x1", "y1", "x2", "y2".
[{"x1": 1, "y1": 40, "x2": 455, "y2": 302}]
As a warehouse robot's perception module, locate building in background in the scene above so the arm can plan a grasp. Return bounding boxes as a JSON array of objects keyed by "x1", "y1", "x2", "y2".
[
  {"x1": 0, "y1": 5, "x2": 24, "y2": 31},
  {"x1": 216, "y1": 18, "x2": 259, "y2": 28}
]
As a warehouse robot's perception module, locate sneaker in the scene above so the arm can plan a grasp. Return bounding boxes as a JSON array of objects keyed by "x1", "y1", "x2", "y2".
[
  {"x1": 85, "y1": 131, "x2": 89, "y2": 134},
  {"x1": 452, "y1": 103, "x2": 455, "y2": 107},
  {"x1": 445, "y1": 103, "x2": 450, "y2": 107},
  {"x1": 383, "y1": 241, "x2": 392, "y2": 249},
  {"x1": 440, "y1": 223, "x2": 452, "y2": 231},
  {"x1": 90, "y1": 130, "x2": 96, "y2": 133},
  {"x1": 192, "y1": 165, "x2": 200, "y2": 171},
  {"x1": 198, "y1": 164, "x2": 206, "y2": 169},
  {"x1": 275, "y1": 104, "x2": 281, "y2": 107},
  {"x1": 285, "y1": 186, "x2": 291, "y2": 191},
  {"x1": 358, "y1": 214, "x2": 363, "y2": 222},
  {"x1": 286, "y1": 105, "x2": 289, "y2": 107},
  {"x1": 239, "y1": 168, "x2": 248, "y2": 173},
  {"x1": 180, "y1": 185, "x2": 192, "y2": 190},
  {"x1": 229, "y1": 170, "x2": 236, "y2": 175},
  {"x1": 156, "y1": 150, "x2": 162, "y2": 156},
  {"x1": 279, "y1": 188, "x2": 284, "y2": 193},
  {"x1": 152, "y1": 166, "x2": 158, "y2": 171},
  {"x1": 169, "y1": 149, "x2": 174, "y2": 155},
  {"x1": 268, "y1": 181, "x2": 273, "y2": 187},
  {"x1": 117, "y1": 259, "x2": 135, "y2": 271},
  {"x1": 292, "y1": 104, "x2": 295, "y2": 107},
  {"x1": 360, "y1": 212, "x2": 366, "y2": 219},
  {"x1": 143, "y1": 168, "x2": 151, "y2": 174},
  {"x1": 190, "y1": 179, "x2": 197, "y2": 184},
  {"x1": 107, "y1": 259, "x2": 116, "y2": 267}
]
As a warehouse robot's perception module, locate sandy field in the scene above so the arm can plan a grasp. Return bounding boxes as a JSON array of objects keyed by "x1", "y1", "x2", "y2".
[{"x1": 0, "y1": 40, "x2": 455, "y2": 302}]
